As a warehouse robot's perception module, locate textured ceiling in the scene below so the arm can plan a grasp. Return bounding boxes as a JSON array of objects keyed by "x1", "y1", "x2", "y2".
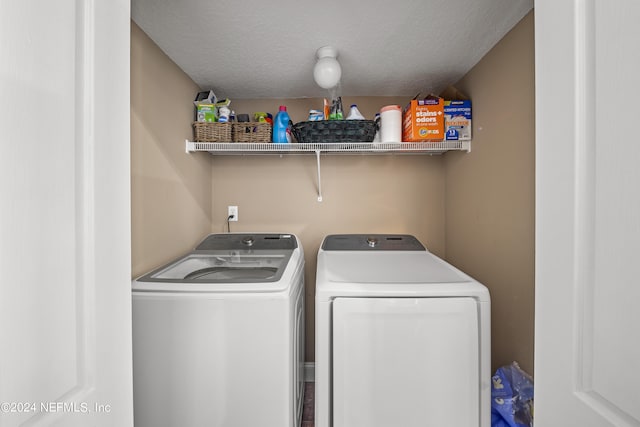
[{"x1": 132, "y1": 0, "x2": 533, "y2": 99}]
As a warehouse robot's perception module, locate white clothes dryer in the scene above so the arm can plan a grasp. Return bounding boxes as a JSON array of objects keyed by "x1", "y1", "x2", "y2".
[
  {"x1": 315, "y1": 234, "x2": 490, "y2": 427},
  {"x1": 132, "y1": 233, "x2": 305, "y2": 427}
]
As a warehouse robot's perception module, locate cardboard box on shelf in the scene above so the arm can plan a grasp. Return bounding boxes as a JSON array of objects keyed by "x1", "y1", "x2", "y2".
[
  {"x1": 196, "y1": 103, "x2": 217, "y2": 122},
  {"x1": 444, "y1": 100, "x2": 472, "y2": 140},
  {"x1": 194, "y1": 90, "x2": 219, "y2": 123},
  {"x1": 441, "y1": 86, "x2": 472, "y2": 141},
  {"x1": 402, "y1": 95, "x2": 444, "y2": 142}
]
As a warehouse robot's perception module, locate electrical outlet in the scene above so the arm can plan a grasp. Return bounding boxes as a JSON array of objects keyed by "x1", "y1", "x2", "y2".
[{"x1": 228, "y1": 206, "x2": 238, "y2": 222}]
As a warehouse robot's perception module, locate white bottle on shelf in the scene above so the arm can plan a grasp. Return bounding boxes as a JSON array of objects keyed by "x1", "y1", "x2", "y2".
[
  {"x1": 346, "y1": 104, "x2": 365, "y2": 120},
  {"x1": 380, "y1": 105, "x2": 402, "y2": 142}
]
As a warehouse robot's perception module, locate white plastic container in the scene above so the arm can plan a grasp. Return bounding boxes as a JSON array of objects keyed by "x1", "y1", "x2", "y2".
[
  {"x1": 380, "y1": 105, "x2": 402, "y2": 142},
  {"x1": 218, "y1": 105, "x2": 231, "y2": 123}
]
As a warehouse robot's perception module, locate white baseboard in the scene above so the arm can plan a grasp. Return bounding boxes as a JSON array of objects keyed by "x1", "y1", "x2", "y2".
[{"x1": 304, "y1": 362, "x2": 315, "y2": 383}]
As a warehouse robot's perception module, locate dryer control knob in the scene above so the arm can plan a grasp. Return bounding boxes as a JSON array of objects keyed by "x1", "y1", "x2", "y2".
[
  {"x1": 242, "y1": 236, "x2": 255, "y2": 246},
  {"x1": 367, "y1": 236, "x2": 379, "y2": 247}
]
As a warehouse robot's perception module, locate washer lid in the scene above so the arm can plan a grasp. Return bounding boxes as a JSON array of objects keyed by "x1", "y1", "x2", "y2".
[
  {"x1": 135, "y1": 234, "x2": 298, "y2": 284},
  {"x1": 322, "y1": 251, "x2": 467, "y2": 284},
  {"x1": 137, "y1": 251, "x2": 292, "y2": 283}
]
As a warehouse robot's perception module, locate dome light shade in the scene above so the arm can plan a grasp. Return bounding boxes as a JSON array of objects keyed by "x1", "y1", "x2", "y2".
[{"x1": 313, "y1": 46, "x2": 341, "y2": 90}]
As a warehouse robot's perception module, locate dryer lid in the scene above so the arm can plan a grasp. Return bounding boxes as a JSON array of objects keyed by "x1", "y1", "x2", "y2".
[{"x1": 322, "y1": 251, "x2": 468, "y2": 284}]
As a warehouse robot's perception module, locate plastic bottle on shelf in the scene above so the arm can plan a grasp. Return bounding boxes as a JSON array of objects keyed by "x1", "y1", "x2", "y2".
[
  {"x1": 218, "y1": 105, "x2": 231, "y2": 123},
  {"x1": 329, "y1": 96, "x2": 344, "y2": 120},
  {"x1": 346, "y1": 104, "x2": 365, "y2": 120},
  {"x1": 380, "y1": 105, "x2": 402, "y2": 142},
  {"x1": 372, "y1": 113, "x2": 381, "y2": 142},
  {"x1": 273, "y1": 105, "x2": 292, "y2": 143}
]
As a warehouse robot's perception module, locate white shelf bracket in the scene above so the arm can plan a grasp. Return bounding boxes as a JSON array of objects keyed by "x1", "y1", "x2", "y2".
[{"x1": 315, "y1": 150, "x2": 323, "y2": 202}]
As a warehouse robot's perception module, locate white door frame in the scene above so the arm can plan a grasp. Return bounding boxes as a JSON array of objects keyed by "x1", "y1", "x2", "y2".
[
  {"x1": 535, "y1": 0, "x2": 640, "y2": 425},
  {"x1": 0, "y1": 1, "x2": 132, "y2": 426}
]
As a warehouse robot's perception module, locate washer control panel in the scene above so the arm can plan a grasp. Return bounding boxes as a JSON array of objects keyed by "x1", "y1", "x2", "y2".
[
  {"x1": 196, "y1": 233, "x2": 297, "y2": 251},
  {"x1": 321, "y1": 234, "x2": 426, "y2": 251}
]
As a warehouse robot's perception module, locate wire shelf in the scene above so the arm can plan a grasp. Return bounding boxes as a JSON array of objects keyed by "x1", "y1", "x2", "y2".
[{"x1": 185, "y1": 140, "x2": 470, "y2": 155}]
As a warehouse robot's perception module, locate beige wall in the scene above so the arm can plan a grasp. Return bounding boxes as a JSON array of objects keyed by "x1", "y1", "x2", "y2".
[
  {"x1": 131, "y1": 22, "x2": 212, "y2": 277},
  {"x1": 130, "y1": 12, "x2": 535, "y2": 371},
  {"x1": 212, "y1": 97, "x2": 446, "y2": 361},
  {"x1": 444, "y1": 11, "x2": 535, "y2": 374}
]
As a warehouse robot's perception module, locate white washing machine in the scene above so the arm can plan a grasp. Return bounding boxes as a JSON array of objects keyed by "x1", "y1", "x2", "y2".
[
  {"x1": 132, "y1": 233, "x2": 305, "y2": 427},
  {"x1": 315, "y1": 234, "x2": 491, "y2": 427}
]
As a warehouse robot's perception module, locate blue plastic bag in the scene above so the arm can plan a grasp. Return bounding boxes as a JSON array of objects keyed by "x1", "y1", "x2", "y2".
[{"x1": 491, "y1": 362, "x2": 534, "y2": 427}]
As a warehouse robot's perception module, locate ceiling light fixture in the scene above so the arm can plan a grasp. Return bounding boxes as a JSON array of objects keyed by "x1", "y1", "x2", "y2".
[{"x1": 313, "y1": 46, "x2": 342, "y2": 90}]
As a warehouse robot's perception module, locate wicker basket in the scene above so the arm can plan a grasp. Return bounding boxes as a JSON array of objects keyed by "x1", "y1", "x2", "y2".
[
  {"x1": 232, "y1": 122, "x2": 272, "y2": 143},
  {"x1": 193, "y1": 122, "x2": 232, "y2": 142},
  {"x1": 292, "y1": 120, "x2": 377, "y2": 143}
]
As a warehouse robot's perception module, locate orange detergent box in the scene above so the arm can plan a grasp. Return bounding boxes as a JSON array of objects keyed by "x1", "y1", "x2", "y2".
[{"x1": 402, "y1": 95, "x2": 444, "y2": 141}]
